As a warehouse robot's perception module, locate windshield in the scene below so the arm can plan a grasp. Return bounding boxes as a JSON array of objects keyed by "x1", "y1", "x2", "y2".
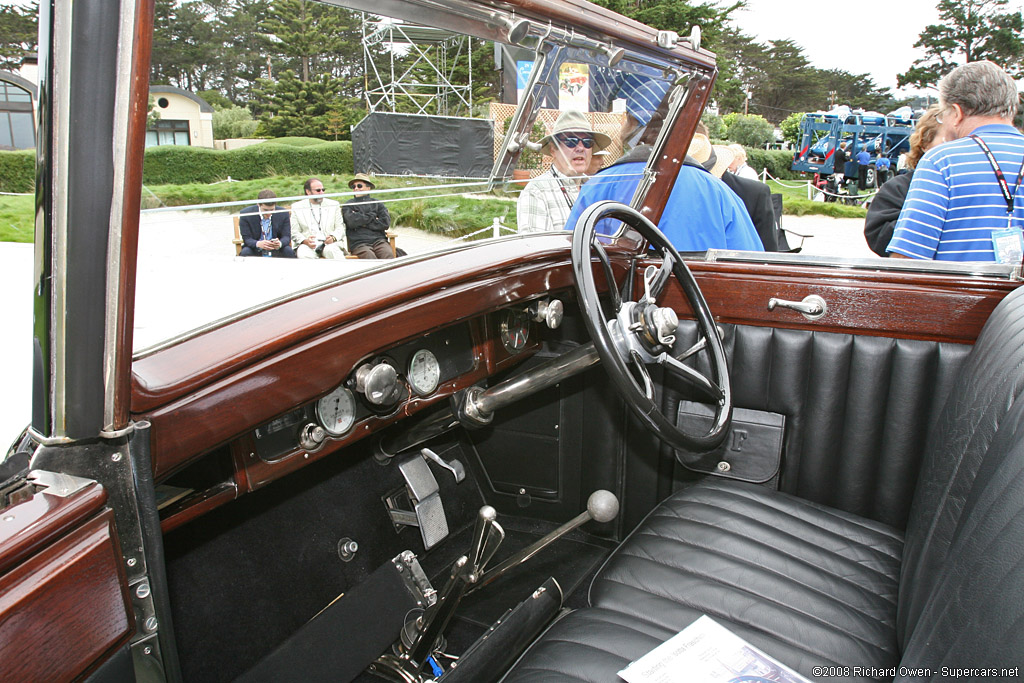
[{"x1": 133, "y1": 0, "x2": 697, "y2": 354}]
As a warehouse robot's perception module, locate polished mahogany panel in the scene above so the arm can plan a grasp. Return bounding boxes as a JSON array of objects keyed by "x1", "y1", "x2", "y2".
[
  {"x1": 658, "y1": 261, "x2": 1019, "y2": 344},
  {"x1": 0, "y1": 509, "x2": 133, "y2": 682},
  {"x1": 0, "y1": 482, "x2": 108, "y2": 575},
  {"x1": 134, "y1": 240, "x2": 627, "y2": 481}
]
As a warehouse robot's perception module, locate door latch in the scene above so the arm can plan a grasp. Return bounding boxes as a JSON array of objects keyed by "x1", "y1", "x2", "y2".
[{"x1": 767, "y1": 294, "x2": 827, "y2": 321}]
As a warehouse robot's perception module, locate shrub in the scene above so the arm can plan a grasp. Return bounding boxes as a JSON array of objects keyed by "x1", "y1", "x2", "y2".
[
  {"x1": 701, "y1": 112, "x2": 724, "y2": 139},
  {"x1": 746, "y1": 148, "x2": 801, "y2": 181},
  {"x1": 213, "y1": 105, "x2": 259, "y2": 139},
  {"x1": 141, "y1": 141, "x2": 353, "y2": 185},
  {"x1": 724, "y1": 114, "x2": 775, "y2": 147},
  {"x1": 0, "y1": 150, "x2": 35, "y2": 193}
]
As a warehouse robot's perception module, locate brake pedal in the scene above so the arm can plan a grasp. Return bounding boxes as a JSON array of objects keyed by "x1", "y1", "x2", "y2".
[{"x1": 390, "y1": 456, "x2": 450, "y2": 550}]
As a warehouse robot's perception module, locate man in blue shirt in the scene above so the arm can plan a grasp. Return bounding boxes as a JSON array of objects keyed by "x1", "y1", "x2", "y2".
[
  {"x1": 875, "y1": 155, "x2": 891, "y2": 186},
  {"x1": 856, "y1": 148, "x2": 871, "y2": 190},
  {"x1": 888, "y1": 61, "x2": 1024, "y2": 262},
  {"x1": 566, "y1": 128, "x2": 763, "y2": 253}
]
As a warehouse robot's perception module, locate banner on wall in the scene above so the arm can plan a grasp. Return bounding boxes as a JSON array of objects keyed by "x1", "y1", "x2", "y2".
[{"x1": 558, "y1": 63, "x2": 589, "y2": 110}]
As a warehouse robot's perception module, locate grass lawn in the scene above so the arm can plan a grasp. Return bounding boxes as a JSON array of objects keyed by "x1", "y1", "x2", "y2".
[
  {"x1": 0, "y1": 194, "x2": 33, "y2": 243},
  {"x1": 0, "y1": 174, "x2": 867, "y2": 244}
]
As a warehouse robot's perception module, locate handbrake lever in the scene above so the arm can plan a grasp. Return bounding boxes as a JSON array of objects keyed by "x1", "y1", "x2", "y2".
[{"x1": 405, "y1": 505, "x2": 504, "y2": 670}]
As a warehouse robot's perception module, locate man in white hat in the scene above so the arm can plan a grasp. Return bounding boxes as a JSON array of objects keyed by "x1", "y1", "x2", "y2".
[{"x1": 517, "y1": 110, "x2": 611, "y2": 233}]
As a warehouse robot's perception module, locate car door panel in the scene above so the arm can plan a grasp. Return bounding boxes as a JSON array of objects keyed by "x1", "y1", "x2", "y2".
[{"x1": 0, "y1": 482, "x2": 134, "y2": 682}]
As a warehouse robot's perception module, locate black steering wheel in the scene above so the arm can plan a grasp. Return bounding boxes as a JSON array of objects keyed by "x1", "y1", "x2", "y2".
[{"x1": 571, "y1": 201, "x2": 732, "y2": 453}]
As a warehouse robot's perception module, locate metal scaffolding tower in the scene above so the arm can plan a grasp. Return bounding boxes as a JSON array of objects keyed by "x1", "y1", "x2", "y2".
[{"x1": 362, "y1": 17, "x2": 473, "y2": 117}]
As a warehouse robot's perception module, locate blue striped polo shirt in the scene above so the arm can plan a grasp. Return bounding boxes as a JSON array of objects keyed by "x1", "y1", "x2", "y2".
[{"x1": 888, "y1": 124, "x2": 1024, "y2": 261}]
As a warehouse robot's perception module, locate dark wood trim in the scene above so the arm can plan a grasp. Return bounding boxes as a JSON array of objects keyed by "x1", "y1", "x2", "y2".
[
  {"x1": 639, "y1": 70, "x2": 716, "y2": 226},
  {"x1": 0, "y1": 509, "x2": 133, "y2": 682},
  {"x1": 0, "y1": 481, "x2": 108, "y2": 575},
  {"x1": 112, "y1": 0, "x2": 155, "y2": 430},
  {"x1": 656, "y1": 260, "x2": 1019, "y2": 343},
  {"x1": 132, "y1": 236, "x2": 580, "y2": 412},
  {"x1": 159, "y1": 482, "x2": 238, "y2": 534}
]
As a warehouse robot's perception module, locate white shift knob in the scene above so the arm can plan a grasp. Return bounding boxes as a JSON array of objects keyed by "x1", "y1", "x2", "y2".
[{"x1": 587, "y1": 490, "x2": 620, "y2": 523}]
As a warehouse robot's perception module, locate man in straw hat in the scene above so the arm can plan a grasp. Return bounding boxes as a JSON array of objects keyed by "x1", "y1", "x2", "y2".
[
  {"x1": 517, "y1": 110, "x2": 611, "y2": 234},
  {"x1": 564, "y1": 120, "x2": 762, "y2": 252},
  {"x1": 342, "y1": 173, "x2": 394, "y2": 260}
]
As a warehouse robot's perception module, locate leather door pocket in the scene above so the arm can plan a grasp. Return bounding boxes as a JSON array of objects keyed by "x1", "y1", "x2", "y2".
[{"x1": 675, "y1": 400, "x2": 785, "y2": 485}]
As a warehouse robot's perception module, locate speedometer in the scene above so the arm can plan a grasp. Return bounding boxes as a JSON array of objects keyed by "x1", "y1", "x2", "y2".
[
  {"x1": 316, "y1": 386, "x2": 357, "y2": 436},
  {"x1": 408, "y1": 349, "x2": 441, "y2": 395}
]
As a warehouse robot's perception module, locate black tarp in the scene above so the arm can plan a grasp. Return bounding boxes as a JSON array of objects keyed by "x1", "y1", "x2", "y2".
[{"x1": 352, "y1": 112, "x2": 494, "y2": 178}]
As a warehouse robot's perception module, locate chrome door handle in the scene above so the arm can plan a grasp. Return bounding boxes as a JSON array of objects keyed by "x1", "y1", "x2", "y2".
[{"x1": 767, "y1": 294, "x2": 827, "y2": 321}]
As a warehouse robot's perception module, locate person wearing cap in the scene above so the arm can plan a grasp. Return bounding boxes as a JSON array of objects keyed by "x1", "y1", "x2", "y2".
[
  {"x1": 291, "y1": 177, "x2": 346, "y2": 259},
  {"x1": 565, "y1": 124, "x2": 763, "y2": 252},
  {"x1": 517, "y1": 110, "x2": 611, "y2": 234},
  {"x1": 238, "y1": 189, "x2": 295, "y2": 258},
  {"x1": 342, "y1": 173, "x2": 394, "y2": 259}
]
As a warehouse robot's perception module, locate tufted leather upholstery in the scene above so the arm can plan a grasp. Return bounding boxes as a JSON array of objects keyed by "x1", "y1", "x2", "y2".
[
  {"x1": 503, "y1": 288, "x2": 1024, "y2": 682},
  {"x1": 668, "y1": 323, "x2": 971, "y2": 527}
]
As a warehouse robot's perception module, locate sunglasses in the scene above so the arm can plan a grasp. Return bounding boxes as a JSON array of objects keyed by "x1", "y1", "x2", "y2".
[
  {"x1": 352, "y1": 183, "x2": 368, "y2": 189},
  {"x1": 556, "y1": 135, "x2": 595, "y2": 149}
]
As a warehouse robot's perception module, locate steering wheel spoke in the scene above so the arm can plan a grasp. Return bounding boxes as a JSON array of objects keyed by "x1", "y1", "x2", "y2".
[
  {"x1": 593, "y1": 242, "x2": 623, "y2": 312},
  {"x1": 628, "y1": 351, "x2": 656, "y2": 401},
  {"x1": 659, "y1": 352, "x2": 723, "y2": 401}
]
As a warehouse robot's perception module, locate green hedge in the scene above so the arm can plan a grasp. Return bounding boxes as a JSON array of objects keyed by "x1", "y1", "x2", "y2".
[
  {"x1": 142, "y1": 141, "x2": 353, "y2": 185},
  {"x1": 0, "y1": 150, "x2": 35, "y2": 193},
  {"x1": 1, "y1": 141, "x2": 355, "y2": 190},
  {"x1": 745, "y1": 148, "x2": 801, "y2": 181}
]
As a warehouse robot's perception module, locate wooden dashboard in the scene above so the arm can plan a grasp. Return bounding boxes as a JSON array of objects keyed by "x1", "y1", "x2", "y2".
[{"x1": 129, "y1": 235, "x2": 1018, "y2": 532}]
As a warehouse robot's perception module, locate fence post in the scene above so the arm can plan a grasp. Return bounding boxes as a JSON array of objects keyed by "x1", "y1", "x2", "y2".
[
  {"x1": 493, "y1": 217, "x2": 501, "y2": 238},
  {"x1": 807, "y1": 181, "x2": 812, "y2": 200}
]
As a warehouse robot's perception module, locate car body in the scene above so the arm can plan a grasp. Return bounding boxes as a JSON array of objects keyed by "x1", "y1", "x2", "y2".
[{"x1": 2, "y1": 0, "x2": 1022, "y2": 681}]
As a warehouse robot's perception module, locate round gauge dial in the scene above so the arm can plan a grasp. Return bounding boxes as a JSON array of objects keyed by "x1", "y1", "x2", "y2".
[
  {"x1": 408, "y1": 349, "x2": 441, "y2": 396},
  {"x1": 316, "y1": 386, "x2": 357, "y2": 436},
  {"x1": 501, "y1": 309, "x2": 531, "y2": 353}
]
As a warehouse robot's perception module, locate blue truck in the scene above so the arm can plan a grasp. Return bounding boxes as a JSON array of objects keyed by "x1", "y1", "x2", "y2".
[{"x1": 791, "y1": 106, "x2": 917, "y2": 188}]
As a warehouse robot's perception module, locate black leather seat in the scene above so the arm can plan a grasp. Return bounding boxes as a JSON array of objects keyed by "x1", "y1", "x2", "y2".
[{"x1": 504, "y1": 288, "x2": 1024, "y2": 682}]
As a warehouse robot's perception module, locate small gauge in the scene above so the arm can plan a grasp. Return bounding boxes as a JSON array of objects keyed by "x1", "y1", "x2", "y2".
[
  {"x1": 500, "y1": 309, "x2": 531, "y2": 353},
  {"x1": 316, "y1": 385, "x2": 357, "y2": 436},
  {"x1": 408, "y1": 349, "x2": 441, "y2": 395}
]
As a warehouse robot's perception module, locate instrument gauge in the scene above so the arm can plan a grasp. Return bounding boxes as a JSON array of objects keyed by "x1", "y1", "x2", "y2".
[
  {"x1": 408, "y1": 349, "x2": 441, "y2": 396},
  {"x1": 500, "y1": 309, "x2": 531, "y2": 353},
  {"x1": 316, "y1": 386, "x2": 357, "y2": 436}
]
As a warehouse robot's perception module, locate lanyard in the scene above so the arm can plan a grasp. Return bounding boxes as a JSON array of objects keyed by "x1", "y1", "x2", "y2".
[
  {"x1": 551, "y1": 167, "x2": 575, "y2": 210},
  {"x1": 970, "y1": 135, "x2": 1024, "y2": 216}
]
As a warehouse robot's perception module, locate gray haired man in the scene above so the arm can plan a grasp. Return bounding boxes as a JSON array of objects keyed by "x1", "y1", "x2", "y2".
[{"x1": 888, "y1": 61, "x2": 1024, "y2": 261}]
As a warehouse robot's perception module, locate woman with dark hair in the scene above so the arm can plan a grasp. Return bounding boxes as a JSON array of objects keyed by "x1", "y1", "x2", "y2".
[{"x1": 863, "y1": 106, "x2": 948, "y2": 256}]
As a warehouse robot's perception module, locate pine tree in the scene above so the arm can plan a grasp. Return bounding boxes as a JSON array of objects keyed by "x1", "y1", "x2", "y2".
[
  {"x1": 898, "y1": 0, "x2": 1024, "y2": 89},
  {"x1": 0, "y1": 2, "x2": 38, "y2": 71}
]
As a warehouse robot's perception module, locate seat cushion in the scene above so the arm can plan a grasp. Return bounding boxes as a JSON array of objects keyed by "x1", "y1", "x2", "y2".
[{"x1": 503, "y1": 478, "x2": 904, "y2": 682}]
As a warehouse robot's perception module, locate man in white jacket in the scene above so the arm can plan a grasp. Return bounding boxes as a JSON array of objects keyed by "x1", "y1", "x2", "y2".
[{"x1": 291, "y1": 177, "x2": 346, "y2": 259}]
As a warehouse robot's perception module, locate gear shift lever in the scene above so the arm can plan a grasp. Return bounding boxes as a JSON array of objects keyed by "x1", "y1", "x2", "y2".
[{"x1": 474, "y1": 490, "x2": 619, "y2": 591}]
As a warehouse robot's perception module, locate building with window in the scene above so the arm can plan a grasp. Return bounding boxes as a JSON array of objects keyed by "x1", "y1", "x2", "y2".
[
  {"x1": 147, "y1": 86, "x2": 214, "y2": 148},
  {"x1": 0, "y1": 71, "x2": 37, "y2": 151}
]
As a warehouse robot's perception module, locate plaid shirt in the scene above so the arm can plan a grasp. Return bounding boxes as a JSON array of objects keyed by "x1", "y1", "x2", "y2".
[{"x1": 516, "y1": 167, "x2": 583, "y2": 233}]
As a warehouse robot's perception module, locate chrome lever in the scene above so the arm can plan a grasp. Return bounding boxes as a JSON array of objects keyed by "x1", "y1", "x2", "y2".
[{"x1": 767, "y1": 294, "x2": 827, "y2": 321}]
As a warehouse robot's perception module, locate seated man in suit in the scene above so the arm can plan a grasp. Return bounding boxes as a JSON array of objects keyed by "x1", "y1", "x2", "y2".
[
  {"x1": 291, "y1": 177, "x2": 346, "y2": 259},
  {"x1": 238, "y1": 189, "x2": 295, "y2": 258}
]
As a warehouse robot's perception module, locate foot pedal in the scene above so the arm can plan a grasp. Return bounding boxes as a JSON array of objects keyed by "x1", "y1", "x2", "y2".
[{"x1": 393, "y1": 456, "x2": 450, "y2": 550}]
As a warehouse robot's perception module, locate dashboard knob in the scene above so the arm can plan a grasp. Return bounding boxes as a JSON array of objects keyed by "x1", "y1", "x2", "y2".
[{"x1": 356, "y1": 362, "x2": 402, "y2": 406}]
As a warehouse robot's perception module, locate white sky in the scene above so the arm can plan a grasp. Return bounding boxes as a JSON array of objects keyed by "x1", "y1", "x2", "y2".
[{"x1": 730, "y1": 0, "x2": 1024, "y2": 97}]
